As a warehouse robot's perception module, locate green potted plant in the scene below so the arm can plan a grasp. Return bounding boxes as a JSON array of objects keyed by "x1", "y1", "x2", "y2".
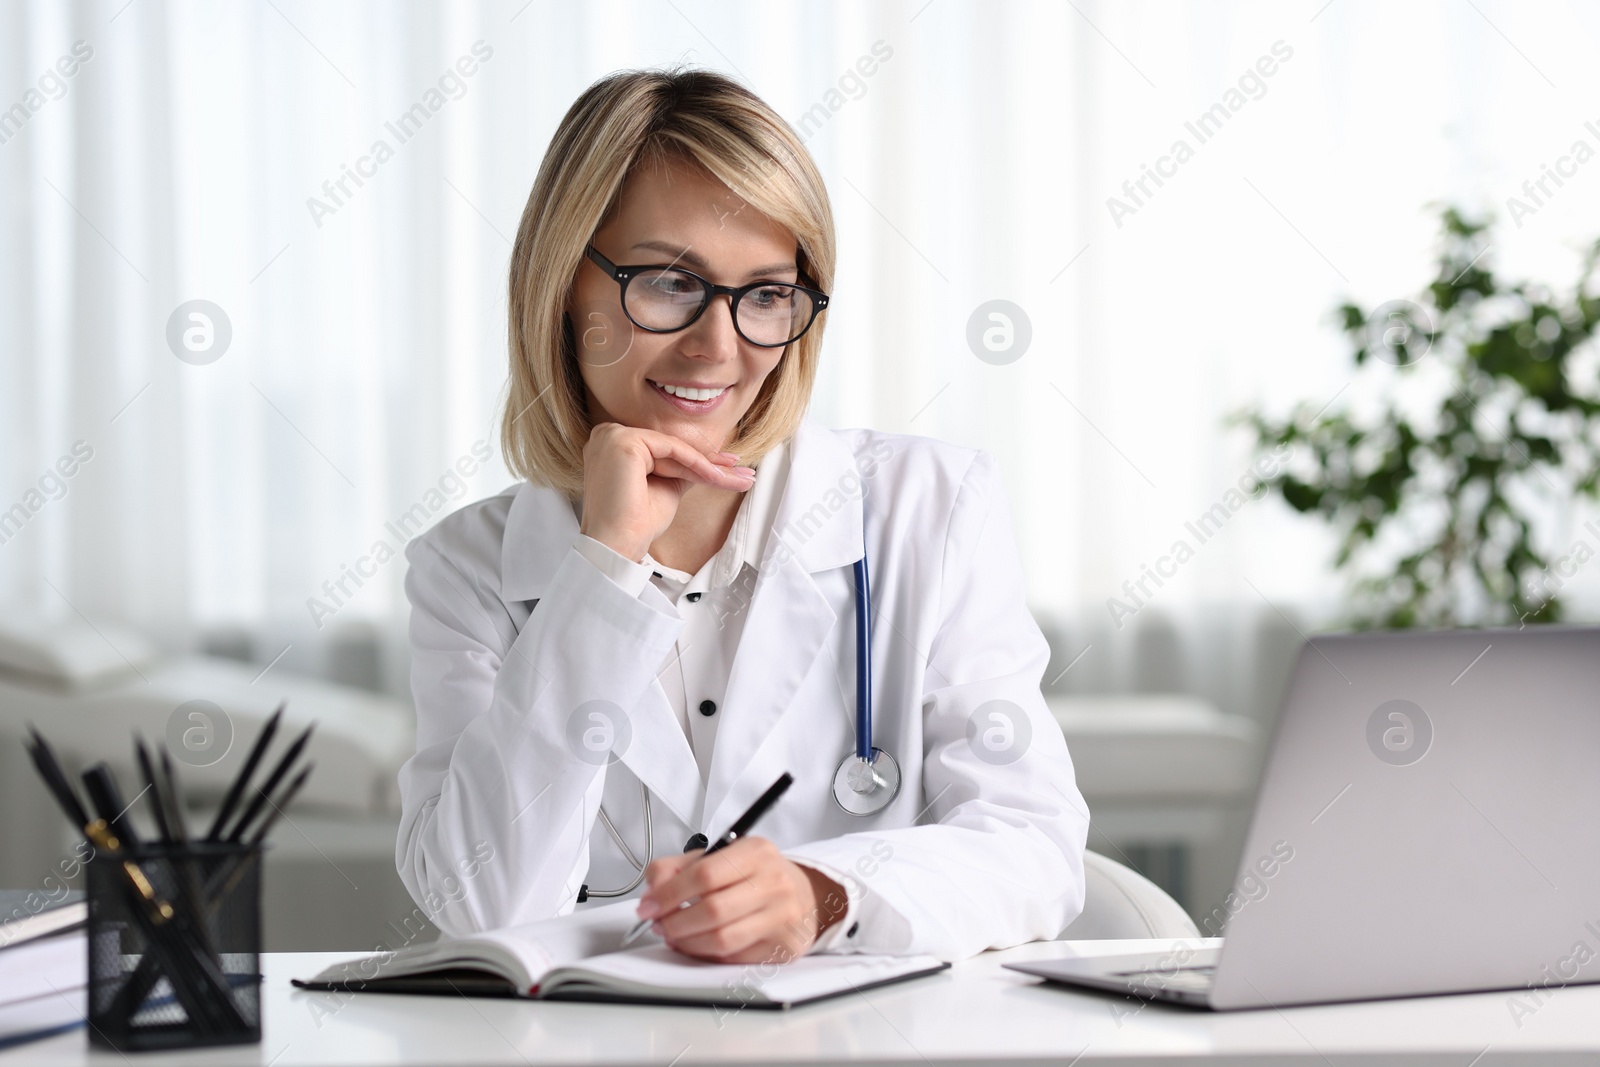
[{"x1": 1240, "y1": 207, "x2": 1600, "y2": 628}]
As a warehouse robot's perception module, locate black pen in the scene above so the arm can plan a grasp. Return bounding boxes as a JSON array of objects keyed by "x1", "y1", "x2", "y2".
[
  {"x1": 620, "y1": 772, "x2": 794, "y2": 946},
  {"x1": 25, "y1": 727, "x2": 91, "y2": 831},
  {"x1": 81, "y1": 762, "x2": 140, "y2": 849}
]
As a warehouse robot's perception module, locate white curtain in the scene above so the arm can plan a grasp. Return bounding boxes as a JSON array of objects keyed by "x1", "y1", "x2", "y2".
[{"x1": 5, "y1": 0, "x2": 1600, "y2": 710}]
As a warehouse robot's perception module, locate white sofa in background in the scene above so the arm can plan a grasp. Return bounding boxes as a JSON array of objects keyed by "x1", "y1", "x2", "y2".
[{"x1": 0, "y1": 613, "x2": 420, "y2": 951}]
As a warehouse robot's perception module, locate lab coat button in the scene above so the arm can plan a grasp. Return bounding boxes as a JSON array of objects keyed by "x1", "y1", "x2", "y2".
[
  {"x1": 686, "y1": 591, "x2": 702, "y2": 603},
  {"x1": 698, "y1": 699, "x2": 717, "y2": 716},
  {"x1": 684, "y1": 833, "x2": 709, "y2": 852},
  {"x1": 847, "y1": 922, "x2": 859, "y2": 938}
]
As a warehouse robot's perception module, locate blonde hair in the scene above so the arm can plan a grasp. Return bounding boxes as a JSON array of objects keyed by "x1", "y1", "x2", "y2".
[{"x1": 501, "y1": 66, "x2": 837, "y2": 499}]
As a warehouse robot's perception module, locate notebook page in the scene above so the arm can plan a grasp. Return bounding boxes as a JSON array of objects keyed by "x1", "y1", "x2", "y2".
[
  {"x1": 474, "y1": 901, "x2": 648, "y2": 986},
  {"x1": 308, "y1": 900, "x2": 653, "y2": 991},
  {"x1": 554, "y1": 944, "x2": 944, "y2": 1003}
]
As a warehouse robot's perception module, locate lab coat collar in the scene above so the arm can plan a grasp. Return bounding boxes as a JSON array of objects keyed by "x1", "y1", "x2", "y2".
[{"x1": 497, "y1": 417, "x2": 864, "y2": 602}]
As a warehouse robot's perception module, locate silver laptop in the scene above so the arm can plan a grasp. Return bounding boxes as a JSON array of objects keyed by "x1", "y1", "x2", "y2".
[{"x1": 1008, "y1": 626, "x2": 1600, "y2": 1009}]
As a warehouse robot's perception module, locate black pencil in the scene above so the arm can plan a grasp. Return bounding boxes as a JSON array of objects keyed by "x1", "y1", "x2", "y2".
[
  {"x1": 245, "y1": 762, "x2": 312, "y2": 845},
  {"x1": 159, "y1": 747, "x2": 194, "y2": 844},
  {"x1": 224, "y1": 722, "x2": 314, "y2": 843},
  {"x1": 133, "y1": 734, "x2": 174, "y2": 845},
  {"x1": 205, "y1": 701, "x2": 285, "y2": 842},
  {"x1": 205, "y1": 762, "x2": 316, "y2": 907}
]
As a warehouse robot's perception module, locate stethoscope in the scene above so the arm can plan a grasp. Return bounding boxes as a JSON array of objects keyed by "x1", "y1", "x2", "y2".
[
  {"x1": 831, "y1": 549, "x2": 902, "y2": 816},
  {"x1": 583, "y1": 511, "x2": 900, "y2": 900}
]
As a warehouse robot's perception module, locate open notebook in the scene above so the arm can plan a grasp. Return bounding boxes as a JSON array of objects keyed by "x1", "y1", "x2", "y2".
[{"x1": 293, "y1": 902, "x2": 948, "y2": 1009}]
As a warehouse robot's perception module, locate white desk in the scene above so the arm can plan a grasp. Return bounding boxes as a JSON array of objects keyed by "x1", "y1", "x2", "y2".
[{"x1": 7, "y1": 938, "x2": 1600, "y2": 1065}]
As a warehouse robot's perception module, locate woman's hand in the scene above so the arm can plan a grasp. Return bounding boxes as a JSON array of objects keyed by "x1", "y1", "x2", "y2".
[
  {"x1": 635, "y1": 837, "x2": 849, "y2": 964},
  {"x1": 578, "y1": 421, "x2": 756, "y2": 563}
]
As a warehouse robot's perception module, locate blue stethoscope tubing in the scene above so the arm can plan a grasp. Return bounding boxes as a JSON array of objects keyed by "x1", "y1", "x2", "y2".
[
  {"x1": 853, "y1": 553, "x2": 872, "y2": 760},
  {"x1": 832, "y1": 532, "x2": 901, "y2": 816}
]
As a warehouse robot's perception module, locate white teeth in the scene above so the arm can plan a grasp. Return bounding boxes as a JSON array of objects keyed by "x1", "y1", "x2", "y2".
[{"x1": 653, "y1": 381, "x2": 727, "y2": 402}]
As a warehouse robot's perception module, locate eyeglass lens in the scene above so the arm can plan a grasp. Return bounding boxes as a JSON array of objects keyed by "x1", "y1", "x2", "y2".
[{"x1": 625, "y1": 269, "x2": 816, "y2": 346}]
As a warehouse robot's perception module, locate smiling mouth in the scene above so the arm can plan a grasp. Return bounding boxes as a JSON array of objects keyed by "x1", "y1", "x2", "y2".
[{"x1": 649, "y1": 380, "x2": 729, "y2": 402}]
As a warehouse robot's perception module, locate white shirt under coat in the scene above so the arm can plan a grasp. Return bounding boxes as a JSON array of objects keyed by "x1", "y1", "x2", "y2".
[{"x1": 396, "y1": 417, "x2": 1089, "y2": 961}]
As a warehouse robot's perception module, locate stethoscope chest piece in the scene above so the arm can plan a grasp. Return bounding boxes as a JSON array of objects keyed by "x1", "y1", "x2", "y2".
[{"x1": 832, "y1": 746, "x2": 901, "y2": 816}]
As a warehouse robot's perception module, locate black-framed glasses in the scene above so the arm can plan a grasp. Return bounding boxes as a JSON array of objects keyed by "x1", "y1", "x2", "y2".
[{"x1": 584, "y1": 244, "x2": 829, "y2": 349}]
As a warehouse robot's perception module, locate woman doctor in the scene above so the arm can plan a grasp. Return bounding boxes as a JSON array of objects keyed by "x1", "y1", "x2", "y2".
[{"x1": 396, "y1": 67, "x2": 1089, "y2": 965}]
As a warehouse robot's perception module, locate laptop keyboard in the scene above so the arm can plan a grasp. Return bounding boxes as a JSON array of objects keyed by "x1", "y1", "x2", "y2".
[{"x1": 1112, "y1": 964, "x2": 1216, "y2": 994}]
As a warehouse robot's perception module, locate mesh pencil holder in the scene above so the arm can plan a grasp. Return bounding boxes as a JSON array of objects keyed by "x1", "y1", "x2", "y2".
[{"x1": 86, "y1": 840, "x2": 264, "y2": 1052}]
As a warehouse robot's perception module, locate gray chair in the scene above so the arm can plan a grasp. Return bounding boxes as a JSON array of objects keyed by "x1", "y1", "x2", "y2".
[
  {"x1": 1051, "y1": 694, "x2": 1260, "y2": 915},
  {"x1": 1059, "y1": 849, "x2": 1200, "y2": 940}
]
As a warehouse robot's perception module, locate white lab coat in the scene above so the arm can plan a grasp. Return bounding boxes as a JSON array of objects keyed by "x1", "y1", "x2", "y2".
[{"x1": 396, "y1": 417, "x2": 1088, "y2": 961}]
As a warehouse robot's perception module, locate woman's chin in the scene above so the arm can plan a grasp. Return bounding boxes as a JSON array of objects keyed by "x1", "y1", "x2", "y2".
[{"x1": 634, "y1": 401, "x2": 744, "y2": 447}]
